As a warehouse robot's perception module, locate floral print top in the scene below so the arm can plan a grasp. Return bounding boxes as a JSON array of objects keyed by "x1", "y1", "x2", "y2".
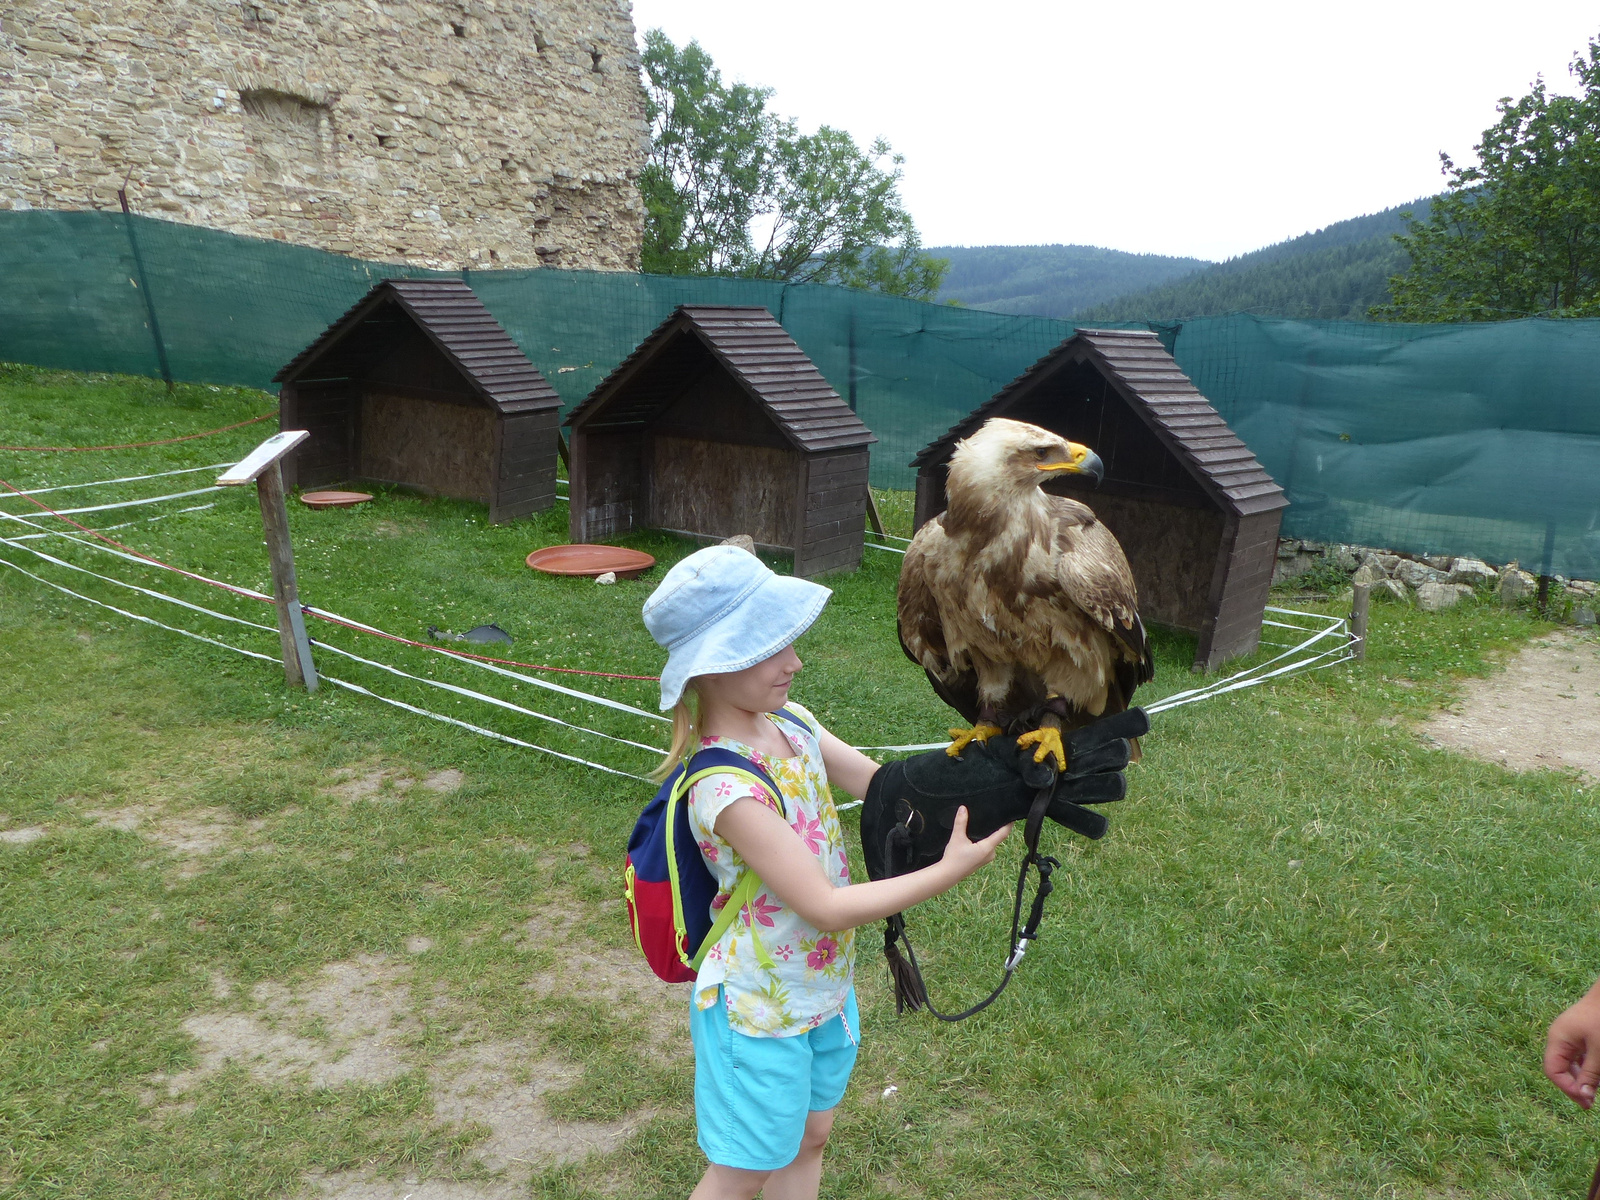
[{"x1": 686, "y1": 701, "x2": 856, "y2": 1037}]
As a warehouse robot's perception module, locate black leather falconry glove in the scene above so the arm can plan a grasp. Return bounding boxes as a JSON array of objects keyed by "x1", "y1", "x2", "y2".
[{"x1": 859, "y1": 707, "x2": 1149, "y2": 883}]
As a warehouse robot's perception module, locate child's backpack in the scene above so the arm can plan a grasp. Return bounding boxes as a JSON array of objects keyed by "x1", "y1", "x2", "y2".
[{"x1": 624, "y1": 707, "x2": 811, "y2": 983}]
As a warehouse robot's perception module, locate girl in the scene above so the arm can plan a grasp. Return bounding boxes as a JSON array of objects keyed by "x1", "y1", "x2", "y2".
[{"x1": 643, "y1": 544, "x2": 1011, "y2": 1200}]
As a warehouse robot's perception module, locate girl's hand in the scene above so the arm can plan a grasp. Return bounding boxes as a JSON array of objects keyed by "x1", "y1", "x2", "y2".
[{"x1": 939, "y1": 806, "x2": 1012, "y2": 881}]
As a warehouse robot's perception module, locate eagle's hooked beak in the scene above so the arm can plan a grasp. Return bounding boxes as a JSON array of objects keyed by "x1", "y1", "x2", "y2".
[{"x1": 1036, "y1": 443, "x2": 1105, "y2": 487}]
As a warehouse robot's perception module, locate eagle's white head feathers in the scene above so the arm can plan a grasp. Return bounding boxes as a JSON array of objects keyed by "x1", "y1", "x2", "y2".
[{"x1": 947, "y1": 417, "x2": 1104, "y2": 500}]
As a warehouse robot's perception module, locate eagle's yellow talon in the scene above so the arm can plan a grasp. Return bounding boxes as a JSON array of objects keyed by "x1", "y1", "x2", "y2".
[
  {"x1": 946, "y1": 723, "x2": 1004, "y2": 756},
  {"x1": 1017, "y1": 727, "x2": 1067, "y2": 771}
]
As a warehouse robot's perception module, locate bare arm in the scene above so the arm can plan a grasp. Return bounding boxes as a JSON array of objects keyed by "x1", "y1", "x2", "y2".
[
  {"x1": 816, "y1": 725, "x2": 881, "y2": 799},
  {"x1": 714, "y1": 797, "x2": 1009, "y2": 932},
  {"x1": 1545, "y1": 975, "x2": 1600, "y2": 1108}
]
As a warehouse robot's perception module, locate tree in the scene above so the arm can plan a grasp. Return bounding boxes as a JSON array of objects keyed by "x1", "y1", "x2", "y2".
[
  {"x1": 1376, "y1": 33, "x2": 1600, "y2": 321},
  {"x1": 639, "y1": 30, "x2": 947, "y2": 299}
]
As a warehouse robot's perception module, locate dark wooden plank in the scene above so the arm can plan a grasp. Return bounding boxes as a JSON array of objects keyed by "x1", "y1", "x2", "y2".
[
  {"x1": 803, "y1": 499, "x2": 867, "y2": 528},
  {"x1": 807, "y1": 483, "x2": 872, "y2": 510},
  {"x1": 800, "y1": 529, "x2": 861, "y2": 560},
  {"x1": 802, "y1": 547, "x2": 864, "y2": 576},
  {"x1": 806, "y1": 468, "x2": 869, "y2": 493}
]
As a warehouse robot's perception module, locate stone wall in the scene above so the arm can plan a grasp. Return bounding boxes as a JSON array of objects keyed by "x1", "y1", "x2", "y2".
[{"x1": 0, "y1": 0, "x2": 646, "y2": 270}]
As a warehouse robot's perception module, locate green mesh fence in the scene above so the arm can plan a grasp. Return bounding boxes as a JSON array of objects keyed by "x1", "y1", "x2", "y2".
[{"x1": 3, "y1": 209, "x2": 1598, "y2": 578}]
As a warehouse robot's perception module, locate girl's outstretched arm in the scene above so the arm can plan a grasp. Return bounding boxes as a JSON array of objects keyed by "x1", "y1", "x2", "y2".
[{"x1": 714, "y1": 799, "x2": 1008, "y2": 932}]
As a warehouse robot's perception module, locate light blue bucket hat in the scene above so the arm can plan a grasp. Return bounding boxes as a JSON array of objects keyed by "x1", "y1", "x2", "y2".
[{"x1": 643, "y1": 545, "x2": 832, "y2": 710}]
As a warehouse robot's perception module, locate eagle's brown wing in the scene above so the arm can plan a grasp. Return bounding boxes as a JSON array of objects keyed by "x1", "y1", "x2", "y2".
[
  {"x1": 1046, "y1": 496, "x2": 1155, "y2": 714},
  {"x1": 897, "y1": 517, "x2": 981, "y2": 724}
]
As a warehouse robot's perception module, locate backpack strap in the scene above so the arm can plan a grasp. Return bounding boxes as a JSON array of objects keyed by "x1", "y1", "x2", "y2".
[
  {"x1": 773, "y1": 706, "x2": 813, "y2": 737},
  {"x1": 666, "y1": 752, "x2": 788, "y2": 973},
  {"x1": 695, "y1": 867, "x2": 764, "y2": 971}
]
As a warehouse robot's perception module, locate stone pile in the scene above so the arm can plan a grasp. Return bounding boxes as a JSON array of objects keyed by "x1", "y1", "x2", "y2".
[{"x1": 1274, "y1": 538, "x2": 1599, "y2": 624}]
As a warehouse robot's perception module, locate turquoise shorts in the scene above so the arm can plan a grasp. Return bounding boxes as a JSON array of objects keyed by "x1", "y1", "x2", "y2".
[{"x1": 690, "y1": 986, "x2": 860, "y2": 1171}]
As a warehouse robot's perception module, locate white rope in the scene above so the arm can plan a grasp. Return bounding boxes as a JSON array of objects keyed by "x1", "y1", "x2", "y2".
[
  {"x1": 0, "y1": 533, "x2": 279, "y2": 633},
  {"x1": 306, "y1": 637, "x2": 666, "y2": 754},
  {"x1": 318, "y1": 674, "x2": 647, "y2": 780},
  {"x1": 10, "y1": 463, "x2": 234, "y2": 495},
  {"x1": 1143, "y1": 618, "x2": 1353, "y2": 715},
  {"x1": 300, "y1": 604, "x2": 670, "y2": 725},
  {"x1": 0, "y1": 508, "x2": 276, "y2": 600},
  {"x1": 5, "y1": 503, "x2": 216, "y2": 541},
  {"x1": 1265, "y1": 605, "x2": 1343, "y2": 620},
  {"x1": 864, "y1": 541, "x2": 906, "y2": 556},
  {"x1": 0, "y1": 484, "x2": 224, "y2": 517},
  {"x1": 855, "y1": 606, "x2": 1356, "y2": 750},
  {"x1": 1144, "y1": 642, "x2": 1355, "y2": 714},
  {"x1": 1140, "y1": 616, "x2": 1347, "y2": 711},
  {"x1": 0, "y1": 531, "x2": 665, "y2": 756},
  {"x1": 1, "y1": 477, "x2": 1355, "y2": 756},
  {"x1": 0, "y1": 505, "x2": 668, "y2": 727},
  {"x1": 0, "y1": 551, "x2": 647, "y2": 781}
]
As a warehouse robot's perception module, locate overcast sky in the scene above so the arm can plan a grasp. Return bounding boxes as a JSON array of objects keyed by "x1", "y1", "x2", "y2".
[{"x1": 627, "y1": 1, "x2": 1599, "y2": 262}]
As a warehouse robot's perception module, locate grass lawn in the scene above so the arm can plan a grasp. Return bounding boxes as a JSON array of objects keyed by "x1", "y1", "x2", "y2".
[{"x1": 3, "y1": 364, "x2": 1599, "y2": 1199}]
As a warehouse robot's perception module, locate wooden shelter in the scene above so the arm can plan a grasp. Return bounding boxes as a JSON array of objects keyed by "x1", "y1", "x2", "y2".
[
  {"x1": 911, "y1": 328, "x2": 1288, "y2": 670},
  {"x1": 274, "y1": 278, "x2": 560, "y2": 523},
  {"x1": 565, "y1": 305, "x2": 876, "y2": 579}
]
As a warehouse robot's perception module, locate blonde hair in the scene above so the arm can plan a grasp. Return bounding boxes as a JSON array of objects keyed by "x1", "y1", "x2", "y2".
[{"x1": 651, "y1": 685, "x2": 702, "y2": 783}]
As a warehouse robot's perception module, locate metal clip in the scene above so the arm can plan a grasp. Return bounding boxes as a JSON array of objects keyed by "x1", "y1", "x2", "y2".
[{"x1": 1004, "y1": 937, "x2": 1031, "y2": 972}]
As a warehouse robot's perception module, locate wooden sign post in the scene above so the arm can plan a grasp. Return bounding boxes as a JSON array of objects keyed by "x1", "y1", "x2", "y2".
[
  {"x1": 218, "y1": 431, "x2": 318, "y2": 690},
  {"x1": 1349, "y1": 581, "x2": 1371, "y2": 661}
]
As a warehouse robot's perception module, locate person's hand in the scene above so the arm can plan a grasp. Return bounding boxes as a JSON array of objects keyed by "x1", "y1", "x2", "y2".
[
  {"x1": 1545, "y1": 986, "x2": 1600, "y2": 1108},
  {"x1": 937, "y1": 806, "x2": 1011, "y2": 882}
]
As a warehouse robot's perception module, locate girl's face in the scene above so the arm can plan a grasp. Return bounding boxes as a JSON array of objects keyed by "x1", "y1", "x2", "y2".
[{"x1": 695, "y1": 643, "x2": 802, "y2": 713}]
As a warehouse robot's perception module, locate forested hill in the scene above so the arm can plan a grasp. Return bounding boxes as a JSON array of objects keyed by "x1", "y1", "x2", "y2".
[
  {"x1": 1074, "y1": 200, "x2": 1433, "y2": 322},
  {"x1": 930, "y1": 244, "x2": 1210, "y2": 318}
]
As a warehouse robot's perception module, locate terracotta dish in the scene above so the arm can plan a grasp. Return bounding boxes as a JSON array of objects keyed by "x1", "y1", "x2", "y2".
[
  {"x1": 300, "y1": 490, "x2": 374, "y2": 509},
  {"x1": 526, "y1": 545, "x2": 656, "y2": 580}
]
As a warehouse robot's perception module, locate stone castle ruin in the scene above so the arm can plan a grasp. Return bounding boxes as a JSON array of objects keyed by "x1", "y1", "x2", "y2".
[{"x1": 0, "y1": 0, "x2": 647, "y2": 270}]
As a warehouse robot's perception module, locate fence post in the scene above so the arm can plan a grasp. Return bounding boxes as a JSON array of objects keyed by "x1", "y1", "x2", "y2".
[
  {"x1": 116, "y1": 187, "x2": 175, "y2": 393},
  {"x1": 218, "y1": 431, "x2": 317, "y2": 691},
  {"x1": 1350, "y1": 581, "x2": 1370, "y2": 660}
]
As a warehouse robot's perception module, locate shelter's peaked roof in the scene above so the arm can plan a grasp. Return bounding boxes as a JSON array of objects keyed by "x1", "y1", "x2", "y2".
[
  {"x1": 566, "y1": 305, "x2": 875, "y2": 452},
  {"x1": 911, "y1": 327, "x2": 1286, "y2": 516},
  {"x1": 273, "y1": 278, "x2": 560, "y2": 414}
]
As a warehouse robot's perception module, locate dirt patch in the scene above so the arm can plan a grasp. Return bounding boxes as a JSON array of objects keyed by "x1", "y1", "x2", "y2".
[
  {"x1": 160, "y1": 918, "x2": 662, "y2": 1197},
  {"x1": 328, "y1": 766, "x2": 464, "y2": 804},
  {"x1": 517, "y1": 901, "x2": 687, "y2": 1054},
  {"x1": 1420, "y1": 631, "x2": 1600, "y2": 779},
  {"x1": 432, "y1": 1039, "x2": 640, "y2": 1170},
  {"x1": 0, "y1": 825, "x2": 46, "y2": 845},
  {"x1": 307, "y1": 1036, "x2": 640, "y2": 1200},
  {"x1": 82, "y1": 804, "x2": 270, "y2": 878},
  {"x1": 422, "y1": 769, "x2": 464, "y2": 794},
  {"x1": 306, "y1": 1180, "x2": 508, "y2": 1200},
  {"x1": 156, "y1": 955, "x2": 418, "y2": 1098}
]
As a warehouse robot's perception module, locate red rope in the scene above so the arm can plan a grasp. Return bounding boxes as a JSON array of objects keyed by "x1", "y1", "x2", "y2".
[
  {"x1": 305, "y1": 607, "x2": 661, "y2": 681},
  {"x1": 0, "y1": 411, "x2": 275, "y2": 452},
  {"x1": 0, "y1": 475, "x2": 661, "y2": 682},
  {"x1": 0, "y1": 476, "x2": 272, "y2": 601}
]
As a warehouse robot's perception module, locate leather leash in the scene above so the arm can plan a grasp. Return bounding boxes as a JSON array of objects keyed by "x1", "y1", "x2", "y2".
[{"x1": 882, "y1": 783, "x2": 1059, "y2": 1022}]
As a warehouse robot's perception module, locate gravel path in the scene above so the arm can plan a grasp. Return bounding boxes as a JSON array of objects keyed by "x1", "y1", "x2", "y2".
[{"x1": 1422, "y1": 631, "x2": 1600, "y2": 780}]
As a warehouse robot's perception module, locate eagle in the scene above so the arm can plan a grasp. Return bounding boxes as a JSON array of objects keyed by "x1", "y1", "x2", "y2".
[{"x1": 897, "y1": 417, "x2": 1154, "y2": 770}]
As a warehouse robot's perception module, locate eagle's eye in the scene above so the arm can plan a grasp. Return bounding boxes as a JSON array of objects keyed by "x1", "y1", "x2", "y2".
[{"x1": 1033, "y1": 446, "x2": 1050, "y2": 459}]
